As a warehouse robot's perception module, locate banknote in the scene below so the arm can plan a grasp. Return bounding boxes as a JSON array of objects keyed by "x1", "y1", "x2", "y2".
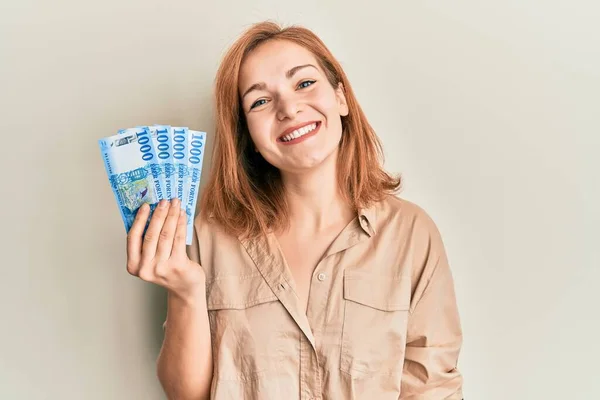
[
  {"x1": 99, "y1": 129, "x2": 161, "y2": 233},
  {"x1": 172, "y1": 127, "x2": 190, "y2": 205},
  {"x1": 184, "y1": 130, "x2": 207, "y2": 245},
  {"x1": 118, "y1": 127, "x2": 165, "y2": 201},
  {"x1": 153, "y1": 125, "x2": 177, "y2": 201},
  {"x1": 146, "y1": 125, "x2": 175, "y2": 200}
]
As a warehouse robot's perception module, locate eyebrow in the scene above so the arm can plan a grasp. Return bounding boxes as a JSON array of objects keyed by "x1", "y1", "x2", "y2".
[{"x1": 241, "y1": 64, "x2": 318, "y2": 101}]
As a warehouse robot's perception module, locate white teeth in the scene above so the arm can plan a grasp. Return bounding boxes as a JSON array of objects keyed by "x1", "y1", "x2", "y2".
[{"x1": 281, "y1": 123, "x2": 317, "y2": 142}]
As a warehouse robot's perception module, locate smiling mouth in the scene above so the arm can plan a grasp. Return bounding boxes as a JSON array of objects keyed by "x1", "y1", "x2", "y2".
[{"x1": 277, "y1": 121, "x2": 321, "y2": 143}]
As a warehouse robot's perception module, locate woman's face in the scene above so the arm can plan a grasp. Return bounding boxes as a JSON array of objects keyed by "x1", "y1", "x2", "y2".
[{"x1": 238, "y1": 40, "x2": 348, "y2": 174}]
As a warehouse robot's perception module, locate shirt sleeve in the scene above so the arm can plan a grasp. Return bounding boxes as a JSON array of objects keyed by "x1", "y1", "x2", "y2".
[{"x1": 400, "y1": 210, "x2": 464, "y2": 400}]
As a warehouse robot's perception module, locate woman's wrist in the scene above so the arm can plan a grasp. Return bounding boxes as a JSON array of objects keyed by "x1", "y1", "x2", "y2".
[{"x1": 167, "y1": 284, "x2": 207, "y2": 309}]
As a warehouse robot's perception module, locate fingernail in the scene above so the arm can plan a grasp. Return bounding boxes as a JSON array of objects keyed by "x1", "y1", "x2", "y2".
[
  {"x1": 173, "y1": 198, "x2": 180, "y2": 206},
  {"x1": 180, "y1": 209, "x2": 185, "y2": 216},
  {"x1": 141, "y1": 203, "x2": 149, "y2": 211},
  {"x1": 159, "y1": 199, "x2": 168, "y2": 208}
]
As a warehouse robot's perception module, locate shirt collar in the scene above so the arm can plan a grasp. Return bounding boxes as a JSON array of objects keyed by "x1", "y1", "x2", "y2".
[{"x1": 357, "y1": 202, "x2": 378, "y2": 237}]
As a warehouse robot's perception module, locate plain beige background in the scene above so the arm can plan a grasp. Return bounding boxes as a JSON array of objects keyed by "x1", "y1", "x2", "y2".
[{"x1": 1, "y1": 1, "x2": 598, "y2": 399}]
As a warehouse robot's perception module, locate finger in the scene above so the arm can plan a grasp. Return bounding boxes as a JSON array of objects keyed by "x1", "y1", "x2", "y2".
[
  {"x1": 126, "y1": 202, "x2": 150, "y2": 276},
  {"x1": 171, "y1": 207, "x2": 188, "y2": 257},
  {"x1": 156, "y1": 198, "x2": 181, "y2": 261},
  {"x1": 141, "y1": 199, "x2": 170, "y2": 262}
]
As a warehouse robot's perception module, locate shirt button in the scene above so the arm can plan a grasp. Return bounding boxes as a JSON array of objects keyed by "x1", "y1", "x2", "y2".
[{"x1": 317, "y1": 273, "x2": 326, "y2": 281}]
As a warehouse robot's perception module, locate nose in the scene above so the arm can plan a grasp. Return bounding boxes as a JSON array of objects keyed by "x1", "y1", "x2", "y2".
[{"x1": 275, "y1": 95, "x2": 300, "y2": 121}]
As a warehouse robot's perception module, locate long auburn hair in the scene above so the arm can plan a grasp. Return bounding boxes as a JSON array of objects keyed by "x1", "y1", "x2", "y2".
[{"x1": 199, "y1": 21, "x2": 401, "y2": 239}]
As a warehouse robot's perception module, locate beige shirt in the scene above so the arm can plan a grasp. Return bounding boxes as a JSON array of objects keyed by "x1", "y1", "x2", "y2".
[{"x1": 186, "y1": 195, "x2": 463, "y2": 399}]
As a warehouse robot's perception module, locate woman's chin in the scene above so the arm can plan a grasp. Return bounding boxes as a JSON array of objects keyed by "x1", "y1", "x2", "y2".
[{"x1": 278, "y1": 150, "x2": 339, "y2": 175}]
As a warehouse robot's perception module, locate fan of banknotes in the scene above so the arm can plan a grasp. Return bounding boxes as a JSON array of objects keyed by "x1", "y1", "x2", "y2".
[{"x1": 99, "y1": 125, "x2": 206, "y2": 245}]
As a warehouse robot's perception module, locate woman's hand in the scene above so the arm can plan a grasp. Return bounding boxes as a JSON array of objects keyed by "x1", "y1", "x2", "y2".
[{"x1": 126, "y1": 198, "x2": 205, "y2": 303}]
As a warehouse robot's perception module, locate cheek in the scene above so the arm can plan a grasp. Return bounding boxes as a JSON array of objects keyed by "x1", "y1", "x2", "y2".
[
  {"x1": 309, "y1": 88, "x2": 341, "y2": 117},
  {"x1": 246, "y1": 116, "x2": 273, "y2": 147}
]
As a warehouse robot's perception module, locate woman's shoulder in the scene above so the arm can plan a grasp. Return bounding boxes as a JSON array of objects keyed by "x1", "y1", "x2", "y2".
[
  {"x1": 378, "y1": 193, "x2": 426, "y2": 215},
  {"x1": 374, "y1": 194, "x2": 442, "y2": 235},
  {"x1": 376, "y1": 195, "x2": 452, "y2": 285},
  {"x1": 193, "y1": 210, "x2": 240, "y2": 245},
  {"x1": 188, "y1": 210, "x2": 239, "y2": 263}
]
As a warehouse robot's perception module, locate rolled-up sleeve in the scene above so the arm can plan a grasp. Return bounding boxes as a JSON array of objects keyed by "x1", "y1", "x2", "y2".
[{"x1": 400, "y1": 212, "x2": 464, "y2": 399}]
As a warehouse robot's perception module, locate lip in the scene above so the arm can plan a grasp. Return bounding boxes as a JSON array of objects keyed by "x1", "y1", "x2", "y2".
[
  {"x1": 277, "y1": 121, "x2": 321, "y2": 142},
  {"x1": 277, "y1": 121, "x2": 321, "y2": 146}
]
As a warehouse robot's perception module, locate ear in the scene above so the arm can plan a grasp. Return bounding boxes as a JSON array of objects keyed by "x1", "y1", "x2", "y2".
[{"x1": 336, "y1": 82, "x2": 349, "y2": 117}]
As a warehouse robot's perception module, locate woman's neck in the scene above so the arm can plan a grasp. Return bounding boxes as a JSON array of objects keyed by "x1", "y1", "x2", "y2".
[{"x1": 279, "y1": 156, "x2": 354, "y2": 236}]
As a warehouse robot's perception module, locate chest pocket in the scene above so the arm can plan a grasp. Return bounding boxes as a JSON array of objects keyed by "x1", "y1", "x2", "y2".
[
  {"x1": 341, "y1": 271, "x2": 411, "y2": 379},
  {"x1": 206, "y1": 274, "x2": 285, "y2": 382}
]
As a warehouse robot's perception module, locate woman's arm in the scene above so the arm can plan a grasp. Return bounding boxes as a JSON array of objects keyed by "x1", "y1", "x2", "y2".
[
  {"x1": 400, "y1": 210, "x2": 464, "y2": 399},
  {"x1": 125, "y1": 199, "x2": 213, "y2": 400},
  {"x1": 157, "y1": 288, "x2": 213, "y2": 400},
  {"x1": 400, "y1": 253, "x2": 463, "y2": 399}
]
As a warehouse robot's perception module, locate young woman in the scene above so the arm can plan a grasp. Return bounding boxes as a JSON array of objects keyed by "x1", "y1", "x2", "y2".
[{"x1": 126, "y1": 21, "x2": 464, "y2": 400}]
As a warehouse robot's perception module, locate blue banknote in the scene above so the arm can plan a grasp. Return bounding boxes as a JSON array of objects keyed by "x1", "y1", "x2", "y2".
[
  {"x1": 184, "y1": 130, "x2": 207, "y2": 245},
  {"x1": 99, "y1": 128, "x2": 161, "y2": 233},
  {"x1": 172, "y1": 127, "x2": 190, "y2": 205},
  {"x1": 145, "y1": 125, "x2": 175, "y2": 200},
  {"x1": 118, "y1": 127, "x2": 165, "y2": 201},
  {"x1": 152, "y1": 125, "x2": 177, "y2": 201}
]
